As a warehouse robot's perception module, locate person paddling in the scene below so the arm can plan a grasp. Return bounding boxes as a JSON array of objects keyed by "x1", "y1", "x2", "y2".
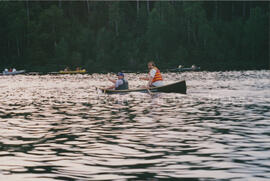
[
  {"x1": 106, "y1": 72, "x2": 129, "y2": 90},
  {"x1": 140, "y1": 61, "x2": 163, "y2": 88}
]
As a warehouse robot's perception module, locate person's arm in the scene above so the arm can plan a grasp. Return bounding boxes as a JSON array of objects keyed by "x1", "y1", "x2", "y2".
[
  {"x1": 140, "y1": 73, "x2": 151, "y2": 80},
  {"x1": 147, "y1": 69, "x2": 156, "y2": 87},
  {"x1": 106, "y1": 85, "x2": 116, "y2": 90},
  {"x1": 105, "y1": 75, "x2": 116, "y2": 89},
  {"x1": 140, "y1": 77, "x2": 149, "y2": 80},
  {"x1": 147, "y1": 76, "x2": 154, "y2": 87},
  {"x1": 108, "y1": 76, "x2": 116, "y2": 83},
  {"x1": 106, "y1": 79, "x2": 122, "y2": 90},
  {"x1": 140, "y1": 76, "x2": 149, "y2": 80}
]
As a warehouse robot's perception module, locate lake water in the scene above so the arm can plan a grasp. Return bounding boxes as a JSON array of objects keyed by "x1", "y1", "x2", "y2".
[{"x1": 0, "y1": 71, "x2": 270, "y2": 180}]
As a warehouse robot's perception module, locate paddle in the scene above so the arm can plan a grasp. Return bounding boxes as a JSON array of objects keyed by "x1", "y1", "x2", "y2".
[
  {"x1": 146, "y1": 88, "x2": 151, "y2": 94},
  {"x1": 146, "y1": 86, "x2": 154, "y2": 95}
]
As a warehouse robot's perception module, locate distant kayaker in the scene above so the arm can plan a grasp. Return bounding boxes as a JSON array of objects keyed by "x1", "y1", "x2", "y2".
[
  {"x1": 106, "y1": 72, "x2": 129, "y2": 90},
  {"x1": 140, "y1": 61, "x2": 163, "y2": 87}
]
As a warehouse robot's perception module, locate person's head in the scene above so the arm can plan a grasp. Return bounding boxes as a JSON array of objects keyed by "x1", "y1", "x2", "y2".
[
  {"x1": 148, "y1": 61, "x2": 155, "y2": 70},
  {"x1": 117, "y1": 72, "x2": 124, "y2": 79}
]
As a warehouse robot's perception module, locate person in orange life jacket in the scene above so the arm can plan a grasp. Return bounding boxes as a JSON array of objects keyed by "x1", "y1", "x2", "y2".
[
  {"x1": 106, "y1": 72, "x2": 129, "y2": 90},
  {"x1": 140, "y1": 61, "x2": 163, "y2": 88}
]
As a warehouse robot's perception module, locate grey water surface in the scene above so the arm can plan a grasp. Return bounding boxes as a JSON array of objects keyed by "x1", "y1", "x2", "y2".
[{"x1": 0, "y1": 71, "x2": 270, "y2": 180}]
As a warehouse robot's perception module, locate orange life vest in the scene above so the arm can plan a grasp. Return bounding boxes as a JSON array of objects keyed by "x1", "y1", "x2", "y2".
[{"x1": 151, "y1": 67, "x2": 163, "y2": 83}]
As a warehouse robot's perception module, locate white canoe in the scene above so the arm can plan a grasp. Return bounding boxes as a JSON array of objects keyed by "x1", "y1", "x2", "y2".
[{"x1": 1, "y1": 70, "x2": 25, "y2": 75}]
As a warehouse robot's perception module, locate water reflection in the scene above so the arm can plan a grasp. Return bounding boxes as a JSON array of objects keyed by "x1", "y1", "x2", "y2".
[{"x1": 0, "y1": 71, "x2": 270, "y2": 180}]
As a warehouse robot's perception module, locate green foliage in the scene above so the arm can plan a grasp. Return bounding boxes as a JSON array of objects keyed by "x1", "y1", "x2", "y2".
[
  {"x1": 0, "y1": 1, "x2": 268, "y2": 72},
  {"x1": 242, "y1": 7, "x2": 268, "y2": 68},
  {"x1": 55, "y1": 37, "x2": 68, "y2": 64}
]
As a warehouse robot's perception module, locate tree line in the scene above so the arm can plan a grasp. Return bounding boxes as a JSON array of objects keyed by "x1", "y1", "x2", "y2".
[{"x1": 0, "y1": 1, "x2": 269, "y2": 73}]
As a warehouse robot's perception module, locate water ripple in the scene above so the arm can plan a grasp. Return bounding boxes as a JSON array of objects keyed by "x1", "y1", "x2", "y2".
[{"x1": 0, "y1": 70, "x2": 269, "y2": 180}]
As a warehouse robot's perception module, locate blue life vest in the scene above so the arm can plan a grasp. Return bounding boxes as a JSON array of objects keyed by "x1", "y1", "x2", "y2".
[{"x1": 115, "y1": 79, "x2": 129, "y2": 90}]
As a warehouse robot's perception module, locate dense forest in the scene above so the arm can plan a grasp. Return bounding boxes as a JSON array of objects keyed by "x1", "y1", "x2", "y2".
[{"x1": 0, "y1": 1, "x2": 269, "y2": 73}]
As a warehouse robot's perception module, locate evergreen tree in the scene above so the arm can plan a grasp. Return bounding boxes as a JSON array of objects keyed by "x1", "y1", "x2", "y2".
[{"x1": 0, "y1": 1, "x2": 268, "y2": 72}]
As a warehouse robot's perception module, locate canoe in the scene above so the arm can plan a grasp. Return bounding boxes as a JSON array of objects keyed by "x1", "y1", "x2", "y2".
[
  {"x1": 101, "y1": 80, "x2": 186, "y2": 94},
  {"x1": 168, "y1": 67, "x2": 200, "y2": 72},
  {"x1": 1, "y1": 70, "x2": 25, "y2": 75},
  {"x1": 59, "y1": 69, "x2": 86, "y2": 74}
]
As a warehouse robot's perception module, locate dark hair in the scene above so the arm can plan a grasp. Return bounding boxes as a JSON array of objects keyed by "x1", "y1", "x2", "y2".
[{"x1": 148, "y1": 61, "x2": 155, "y2": 67}]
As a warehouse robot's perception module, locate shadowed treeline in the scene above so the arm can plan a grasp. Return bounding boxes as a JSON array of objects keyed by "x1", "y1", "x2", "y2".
[{"x1": 0, "y1": 1, "x2": 269, "y2": 72}]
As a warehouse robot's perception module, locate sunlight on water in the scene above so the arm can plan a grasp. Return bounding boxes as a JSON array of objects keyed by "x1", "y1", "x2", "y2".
[{"x1": 0, "y1": 70, "x2": 270, "y2": 180}]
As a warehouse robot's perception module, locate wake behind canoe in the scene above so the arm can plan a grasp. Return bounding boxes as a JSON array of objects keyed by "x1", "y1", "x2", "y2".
[{"x1": 101, "y1": 80, "x2": 186, "y2": 94}]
